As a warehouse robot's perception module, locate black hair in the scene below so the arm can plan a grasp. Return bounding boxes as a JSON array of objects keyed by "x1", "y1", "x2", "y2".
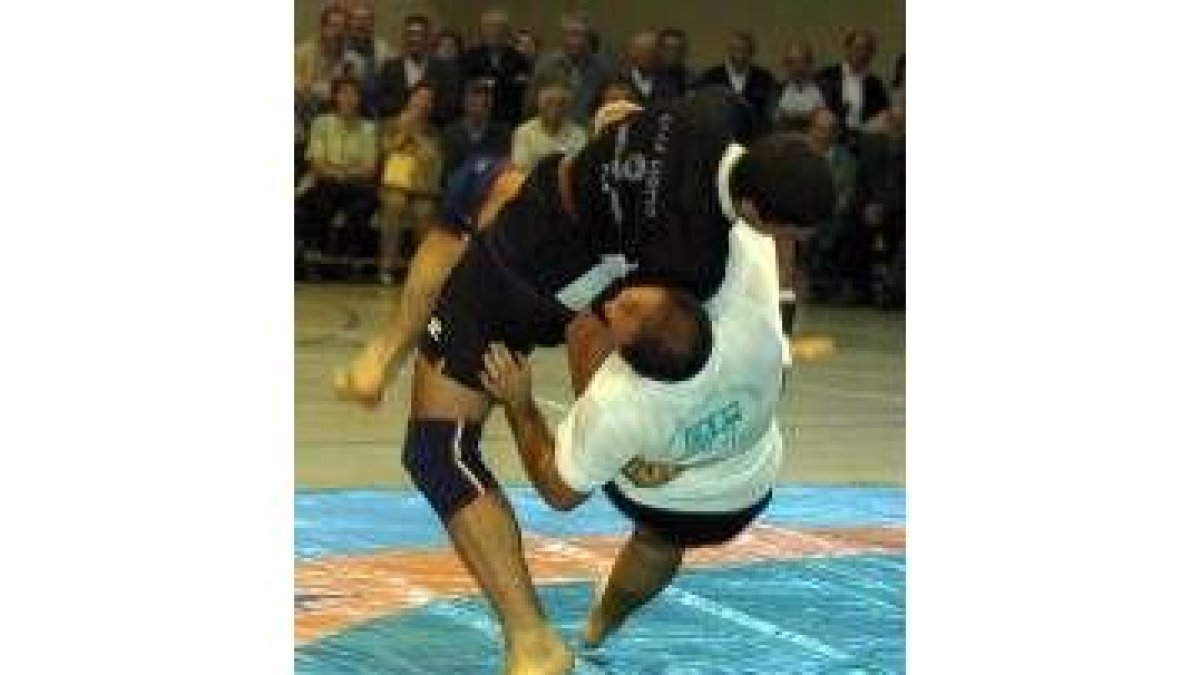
[
  {"x1": 731, "y1": 30, "x2": 756, "y2": 56},
  {"x1": 320, "y1": 5, "x2": 346, "y2": 27},
  {"x1": 658, "y1": 28, "x2": 686, "y2": 44},
  {"x1": 618, "y1": 288, "x2": 713, "y2": 383},
  {"x1": 732, "y1": 132, "x2": 835, "y2": 227},
  {"x1": 404, "y1": 13, "x2": 432, "y2": 30},
  {"x1": 437, "y1": 29, "x2": 464, "y2": 53}
]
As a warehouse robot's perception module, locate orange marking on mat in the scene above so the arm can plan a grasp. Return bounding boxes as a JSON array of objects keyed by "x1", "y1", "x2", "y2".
[{"x1": 295, "y1": 525, "x2": 905, "y2": 645}]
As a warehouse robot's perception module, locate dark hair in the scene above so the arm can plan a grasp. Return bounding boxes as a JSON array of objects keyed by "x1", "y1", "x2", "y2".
[
  {"x1": 618, "y1": 287, "x2": 713, "y2": 383},
  {"x1": 320, "y1": 5, "x2": 346, "y2": 27},
  {"x1": 437, "y1": 29, "x2": 464, "y2": 53},
  {"x1": 595, "y1": 76, "x2": 639, "y2": 111},
  {"x1": 658, "y1": 28, "x2": 686, "y2": 44},
  {"x1": 515, "y1": 29, "x2": 540, "y2": 50},
  {"x1": 844, "y1": 28, "x2": 878, "y2": 51},
  {"x1": 892, "y1": 53, "x2": 905, "y2": 89},
  {"x1": 732, "y1": 132, "x2": 835, "y2": 227},
  {"x1": 732, "y1": 30, "x2": 756, "y2": 55},
  {"x1": 404, "y1": 13, "x2": 432, "y2": 30}
]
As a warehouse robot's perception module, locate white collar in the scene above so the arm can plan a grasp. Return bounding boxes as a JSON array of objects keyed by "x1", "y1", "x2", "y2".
[
  {"x1": 716, "y1": 143, "x2": 746, "y2": 223},
  {"x1": 842, "y1": 61, "x2": 863, "y2": 79}
]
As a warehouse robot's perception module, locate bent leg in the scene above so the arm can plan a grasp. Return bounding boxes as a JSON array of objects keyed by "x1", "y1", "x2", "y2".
[{"x1": 583, "y1": 523, "x2": 683, "y2": 649}]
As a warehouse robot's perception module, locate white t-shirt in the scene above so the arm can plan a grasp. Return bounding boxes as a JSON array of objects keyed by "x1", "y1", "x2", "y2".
[{"x1": 554, "y1": 221, "x2": 789, "y2": 512}]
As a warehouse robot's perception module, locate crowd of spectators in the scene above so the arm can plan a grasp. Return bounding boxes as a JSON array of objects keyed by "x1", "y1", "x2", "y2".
[{"x1": 295, "y1": 1, "x2": 905, "y2": 309}]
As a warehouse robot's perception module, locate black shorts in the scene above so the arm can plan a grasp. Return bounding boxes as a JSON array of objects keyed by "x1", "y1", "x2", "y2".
[
  {"x1": 419, "y1": 155, "x2": 594, "y2": 391},
  {"x1": 603, "y1": 483, "x2": 772, "y2": 549},
  {"x1": 418, "y1": 237, "x2": 574, "y2": 390}
]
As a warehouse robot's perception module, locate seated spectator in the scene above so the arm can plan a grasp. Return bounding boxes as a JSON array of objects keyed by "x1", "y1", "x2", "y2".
[
  {"x1": 801, "y1": 108, "x2": 860, "y2": 303},
  {"x1": 815, "y1": 29, "x2": 890, "y2": 140},
  {"x1": 695, "y1": 30, "x2": 777, "y2": 138},
  {"x1": 460, "y1": 7, "x2": 533, "y2": 127},
  {"x1": 857, "y1": 93, "x2": 904, "y2": 307},
  {"x1": 378, "y1": 82, "x2": 443, "y2": 284},
  {"x1": 514, "y1": 28, "x2": 540, "y2": 64},
  {"x1": 616, "y1": 30, "x2": 680, "y2": 105},
  {"x1": 772, "y1": 41, "x2": 826, "y2": 130},
  {"x1": 441, "y1": 79, "x2": 512, "y2": 180},
  {"x1": 657, "y1": 28, "x2": 694, "y2": 95},
  {"x1": 530, "y1": 12, "x2": 612, "y2": 124},
  {"x1": 295, "y1": 5, "x2": 360, "y2": 112},
  {"x1": 511, "y1": 79, "x2": 588, "y2": 171},
  {"x1": 296, "y1": 78, "x2": 379, "y2": 278},
  {"x1": 435, "y1": 29, "x2": 464, "y2": 62},
  {"x1": 377, "y1": 13, "x2": 461, "y2": 125}
]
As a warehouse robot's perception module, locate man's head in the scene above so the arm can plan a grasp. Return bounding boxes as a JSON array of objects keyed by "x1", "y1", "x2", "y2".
[
  {"x1": 402, "y1": 14, "x2": 432, "y2": 58},
  {"x1": 514, "y1": 29, "x2": 539, "y2": 61},
  {"x1": 436, "y1": 29, "x2": 463, "y2": 60},
  {"x1": 805, "y1": 107, "x2": 838, "y2": 155},
  {"x1": 561, "y1": 13, "x2": 590, "y2": 59},
  {"x1": 463, "y1": 79, "x2": 495, "y2": 121},
  {"x1": 348, "y1": 3, "x2": 373, "y2": 40},
  {"x1": 657, "y1": 28, "x2": 687, "y2": 70},
  {"x1": 782, "y1": 42, "x2": 815, "y2": 82},
  {"x1": 732, "y1": 132, "x2": 835, "y2": 229},
  {"x1": 479, "y1": 7, "x2": 510, "y2": 47},
  {"x1": 320, "y1": 6, "x2": 348, "y2": 46},
  {"x1": 844, "y1": 29, "x2": 877, "y2": 73},
  {"x1": 727, "y1": 31, "x2": 755, "y2": 70},
  {"x1": 332, "y1": 78, "x2": 362, "y2": 118},
  {"x1": 600, "y1": 285, "x2": 712, "y2": 383},
  {"x1": 535, "y1": 80, "x2": 573, "y2": 128},
  {"x1": 627, "y1": 30, "x2": 659, "y2": 73},
  {"x1": 599, "y1": 78, "x2": 638, "y2": 107}
]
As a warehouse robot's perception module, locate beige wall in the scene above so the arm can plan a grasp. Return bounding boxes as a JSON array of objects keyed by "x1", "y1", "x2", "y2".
[{"x1": 297, "y1": 0, "x2": 905, "y2": 80}]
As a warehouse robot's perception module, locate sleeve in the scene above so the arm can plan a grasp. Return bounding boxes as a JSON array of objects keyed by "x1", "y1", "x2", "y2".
[
  {"x1": 510, "y1": 123, "x2": 533, "y2": 172},
  {"x1": 305, "y1": 116, "x2": 327, "y2": 163},
  {"x1": 553, "y1": 375, "x2": 639, "y2": 493}
]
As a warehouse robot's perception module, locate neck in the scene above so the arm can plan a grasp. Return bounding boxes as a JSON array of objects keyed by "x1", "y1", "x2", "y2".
[{"x1": 541, "y1": 118, "x2": 563, "y2": 134}]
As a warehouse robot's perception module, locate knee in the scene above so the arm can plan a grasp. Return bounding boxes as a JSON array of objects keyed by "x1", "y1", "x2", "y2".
[{"x1": 402, "y1": 420, "x2": 498, "y2": 522}]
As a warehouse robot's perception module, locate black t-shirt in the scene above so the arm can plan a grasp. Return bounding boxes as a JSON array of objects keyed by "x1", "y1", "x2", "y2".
[
  {"x1": 570, "y1": 87, "x2": 752, "y2": 300},
  {"x1": 477, "y1": 88, "x2": 752, "y2": 307}
]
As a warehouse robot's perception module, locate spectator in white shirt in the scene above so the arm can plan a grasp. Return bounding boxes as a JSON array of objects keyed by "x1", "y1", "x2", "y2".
[
  {"x1": 815, "y1": 29, "x2": 890, "y2": 136},
  {"x1": 772, "y1": 41, "x2": 825, "y2": 130},
  {"x1": 511, "y1": 80, "x2": 588, "y2": 171}
]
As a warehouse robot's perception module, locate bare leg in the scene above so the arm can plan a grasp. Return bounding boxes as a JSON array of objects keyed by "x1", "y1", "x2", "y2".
[
  {"x1": 378, "y1": 188, "x2": 409, "y2": 281},
  {"x1": 412, "y1": 357, "x2": 573, "y2": 675},
  {"x1": 583, "y1": 524, "x2": 683, "y2": 648}
]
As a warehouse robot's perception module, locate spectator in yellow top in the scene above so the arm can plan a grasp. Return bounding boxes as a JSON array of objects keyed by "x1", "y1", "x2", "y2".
[
  {"x1": 510, "y1": 79, "x2": 588, "y2": 172},
  {"x1": 296, "y1": 78, "x2": 379, "y2": 276},
  {"x1": 377, "y1": 82, "x2": 443, "y2": 284}
]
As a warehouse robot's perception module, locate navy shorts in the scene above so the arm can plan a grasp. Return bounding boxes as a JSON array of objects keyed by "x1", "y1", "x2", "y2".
[{"x1": 602, "y1": 483, "x2": 772, "y2": 548}]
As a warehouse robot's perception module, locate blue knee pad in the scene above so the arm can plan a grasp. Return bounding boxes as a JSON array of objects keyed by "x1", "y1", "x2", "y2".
[{"x1": 402, "y1": 420, "x2": 498, "y2": 521}]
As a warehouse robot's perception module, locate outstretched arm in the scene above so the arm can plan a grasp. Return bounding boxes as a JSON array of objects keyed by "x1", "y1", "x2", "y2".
[{"x1": 480, "y1": 344, "x2": 588, "y2": 512}]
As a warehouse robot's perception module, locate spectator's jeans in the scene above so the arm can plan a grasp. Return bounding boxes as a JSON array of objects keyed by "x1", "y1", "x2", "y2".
[{"x1": 295, "y1": 178, "x2": 378, "y2": 257}]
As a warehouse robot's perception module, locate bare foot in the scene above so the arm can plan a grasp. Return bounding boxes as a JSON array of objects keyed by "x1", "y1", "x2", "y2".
[{"x1": 504, "y1": 627, "x2": 574, "y2": 675}]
